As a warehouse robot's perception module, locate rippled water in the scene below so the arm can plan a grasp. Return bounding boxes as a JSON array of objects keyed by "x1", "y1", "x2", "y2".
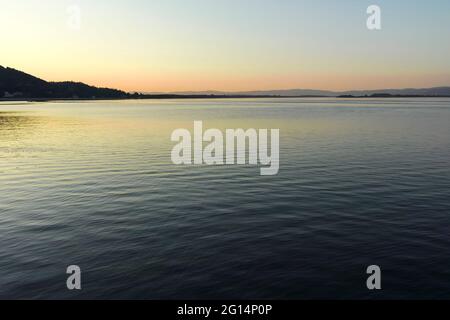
[{"x1": 0, "y1": 98, "x2": 449, "y2": 299}]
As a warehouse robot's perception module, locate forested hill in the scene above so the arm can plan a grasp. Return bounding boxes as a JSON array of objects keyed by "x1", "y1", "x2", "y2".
[{"x1": 0, "y1": 66, "x2": 128, "y2": 99}]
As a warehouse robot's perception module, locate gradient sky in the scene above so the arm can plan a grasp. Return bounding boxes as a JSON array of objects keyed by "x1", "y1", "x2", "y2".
[{"x1": 2, "y1": 0, "x2": 450, "y2": 92}]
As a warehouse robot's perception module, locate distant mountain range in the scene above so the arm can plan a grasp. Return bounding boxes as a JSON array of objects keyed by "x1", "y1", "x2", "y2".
[
  {"x1": 2, "y1": 65, "x2": 450, "y2": 100},
  {"x1": 158, "y1": 87, "x2": 450, "y2": 97}
]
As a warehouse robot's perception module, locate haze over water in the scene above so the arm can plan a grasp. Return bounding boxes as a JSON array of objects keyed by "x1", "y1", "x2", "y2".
[{"x1": 1, "y1": 98, "x2": 449, "y2": 299}]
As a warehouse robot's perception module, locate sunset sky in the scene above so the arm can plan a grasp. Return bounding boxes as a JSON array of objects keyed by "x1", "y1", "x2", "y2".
[{"x1": 2, "y1": 0, "x2": 450, "y2": 92}]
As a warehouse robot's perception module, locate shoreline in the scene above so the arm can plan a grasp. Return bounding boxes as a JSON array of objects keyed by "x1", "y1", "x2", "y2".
[{"x1": 2, "y1": 95, "x2": 450, "y2": 103}]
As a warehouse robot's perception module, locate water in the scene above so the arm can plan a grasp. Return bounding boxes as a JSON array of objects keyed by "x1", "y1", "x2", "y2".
[{"x1": 0, "y1": 98, "x2": 449, "y2": 299}]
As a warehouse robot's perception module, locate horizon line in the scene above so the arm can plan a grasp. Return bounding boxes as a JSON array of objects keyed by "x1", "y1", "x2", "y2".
[{"x1": 2, "y1": 65, "x2": 450, "y2": 95}]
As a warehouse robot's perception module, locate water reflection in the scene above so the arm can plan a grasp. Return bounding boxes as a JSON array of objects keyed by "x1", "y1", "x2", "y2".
[
  {"x1": 0, "y1": 112, "x2": 44, "y2": 145},
  {"x1": 0, "y1": 112, "x2": 41, "y2": 129}
]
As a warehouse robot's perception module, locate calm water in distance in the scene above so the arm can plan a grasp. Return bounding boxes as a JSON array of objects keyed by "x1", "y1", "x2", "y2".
[{"x1": 0, "y1": 98, "x2": 449, "y2": 299}]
